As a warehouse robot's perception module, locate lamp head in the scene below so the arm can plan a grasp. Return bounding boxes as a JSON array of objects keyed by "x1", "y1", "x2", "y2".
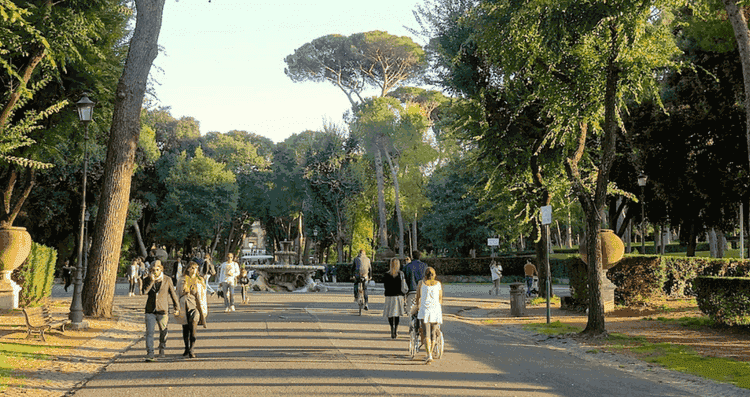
[
  {"x1": 76, "y1": 94, "x2": 95, "y2": 122},
  {"x1": 637, "y1": 173, "x2": 648, "y2": 187}
]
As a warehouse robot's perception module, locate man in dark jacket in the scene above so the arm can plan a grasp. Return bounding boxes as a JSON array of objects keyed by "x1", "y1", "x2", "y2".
[
  {"x1": 403, "y1": 250, "x2": 428, "y2": 313},
  {"x1": 142, "y1": 260, "x2": 180, "y2": 361},
  {"x1": 353, "y1": 249, "x2": 371, "y2": 310}
]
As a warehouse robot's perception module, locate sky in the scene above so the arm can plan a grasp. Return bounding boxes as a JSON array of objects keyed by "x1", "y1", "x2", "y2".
[{"x1": 151, "y1": 0, "x2": 428, "y2": 143}]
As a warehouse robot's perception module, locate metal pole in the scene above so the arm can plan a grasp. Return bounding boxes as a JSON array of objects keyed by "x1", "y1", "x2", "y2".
[
  {"x1": 69, "y1": 122, "x2": 88, "y2": 325},
  {"x1": 545, "y1": 224, "x2": 551, "y2": 324},
  {"x1": 741, "y1": 203, "x2": 744, "y2": 259},
  {"x1": 641, "y1": 186, "x2": 646, "y2": 254}
]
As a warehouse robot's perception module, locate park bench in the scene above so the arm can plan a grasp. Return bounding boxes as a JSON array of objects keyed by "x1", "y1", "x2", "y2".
[{"x1": 22, "y1": 303, "x2": 66, "y2": 342}]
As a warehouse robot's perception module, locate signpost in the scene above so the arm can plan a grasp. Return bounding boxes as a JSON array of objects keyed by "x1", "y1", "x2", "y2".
[
  {"x1": 540, "y1": 205, "x2": 552, "y2": 324},
  {"x1": 487, "y1": 237, "x2": 499, "y2": 257}
]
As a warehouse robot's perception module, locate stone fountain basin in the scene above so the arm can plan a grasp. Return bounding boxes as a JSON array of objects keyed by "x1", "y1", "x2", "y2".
[{"x1": 245, "y1": 264, "x2": 325, "y2": 272}]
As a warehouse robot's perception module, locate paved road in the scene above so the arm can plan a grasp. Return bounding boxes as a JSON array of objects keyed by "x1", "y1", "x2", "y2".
[{"x1": 55, "y1": 284, "x2": 723, "y2": 397}]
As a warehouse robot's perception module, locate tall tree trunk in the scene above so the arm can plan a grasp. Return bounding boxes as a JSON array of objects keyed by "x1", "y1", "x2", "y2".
[
  {"x1": 412, "y1": 215, "x2": 418, "y2": 253},
  {"x1": 83, "y1": 0, "x2": 165, "y2": 318},
  {"x1": 373, "y1": 145, "x2": 388, "y2": 250},
  {"x1": 133, "y1": 221, "x2": 147, "y2": 258},
  {"x1": 382, "y1": 147, "x2": 404, "y2": 258}
]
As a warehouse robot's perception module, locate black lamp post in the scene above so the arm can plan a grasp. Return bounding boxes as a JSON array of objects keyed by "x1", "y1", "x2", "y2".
[
  {"x1": 637, "y1": 173, "x2": 648, "y2": 254},
  {"x1": 69, "y1": 94, "x2": 94, "y2": 328}
]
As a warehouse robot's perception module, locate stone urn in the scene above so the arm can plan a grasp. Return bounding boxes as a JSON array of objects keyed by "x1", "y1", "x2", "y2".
[
  {"x1": 578, "y1": 229, "x2": 625, "y2": 269},
  {"x1": 0, "y1": 226, "x2": 32, "y2": 309}
]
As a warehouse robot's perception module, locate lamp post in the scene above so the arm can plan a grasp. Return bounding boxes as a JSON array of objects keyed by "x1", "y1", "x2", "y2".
[
  {"x1": 313, "y1": 228, "x2": 318, "y2": 264},
  {"x1": 638, "y1": 173, "x2": 648, "y2": 254},
  {"x1": 69, "y1": 95, "x2": 94, "y2": 328}
]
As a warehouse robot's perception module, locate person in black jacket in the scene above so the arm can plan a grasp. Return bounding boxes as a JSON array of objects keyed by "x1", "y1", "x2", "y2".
[
  {"x1": 382, "y1": 258, "x2": 407, "y2": 339},
  {"x1": 142, "y1": 260, "x2": 180, "y2": 361}
]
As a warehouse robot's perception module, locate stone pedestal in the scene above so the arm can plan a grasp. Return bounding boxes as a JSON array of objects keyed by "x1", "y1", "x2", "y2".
[
  {"x1": 0, "y1": 271, "x2": 21, "y2": 309},
  {"x1": 602, "y1": 275, "x2": 616, "y2": 313}
]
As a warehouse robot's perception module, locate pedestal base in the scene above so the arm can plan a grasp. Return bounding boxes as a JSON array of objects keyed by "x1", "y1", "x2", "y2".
[
  {"x1": 0, "y1": 271, "x2": 21, "y2": 310},
  {"x1": 66, "y1": 320, "x2": 89, "y2": 330},
  {"x1": 602, "y1": 278, "x2": 616, "y2": 313}
]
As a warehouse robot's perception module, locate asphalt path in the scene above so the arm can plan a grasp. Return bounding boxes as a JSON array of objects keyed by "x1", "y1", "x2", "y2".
[{"x1": 56, "y1": 284, "x2": 709, "y2": 397}]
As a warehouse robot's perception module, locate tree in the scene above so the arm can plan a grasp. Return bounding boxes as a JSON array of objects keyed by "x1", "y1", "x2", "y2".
[
  {"x1": 436, "y1": 0, "x2": 681, "y2": 335},
  {"x1": 152, "y1": 147, "x2": 238, "y2": 251},
  {"x1": 286, "y1": 31, "x2": 428, "y2": 253},
  {"x1": 84, "y1": 0, "x2": 168, "y2": 318}
]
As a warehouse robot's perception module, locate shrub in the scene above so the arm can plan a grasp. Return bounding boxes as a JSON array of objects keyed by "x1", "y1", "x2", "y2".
[
  {"x1": 11, "y1": 242, "x2": 57, "y2": 307},
  {"x1": 694, "y1": 276, "x2": 750, "y2": 326},
  {"x1": 607, "y1": 256, "x2": 665, "y2": 305}
]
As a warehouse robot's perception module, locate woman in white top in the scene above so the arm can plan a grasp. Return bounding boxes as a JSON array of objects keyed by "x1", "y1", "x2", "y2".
[
  {"x1": 416, "y1": 266, "x2": 442, "y2": 364},
  {"x1": 127, "y1": 259, "x2": 140, "y2": 297}
]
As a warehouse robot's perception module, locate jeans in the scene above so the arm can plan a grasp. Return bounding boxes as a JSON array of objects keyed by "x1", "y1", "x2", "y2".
[
  {"x1": 353, "y1": 277, "x2": 368, "y2": 304},
  {"x1": 222, "y1": 282, "x2": 235, "y2": 308},
  {"x1": 145, "y1": 313, "x2": 168, "y2": 355},
  {"x1": 525, "y1": 276, "x2": 534, "y2": 296}
]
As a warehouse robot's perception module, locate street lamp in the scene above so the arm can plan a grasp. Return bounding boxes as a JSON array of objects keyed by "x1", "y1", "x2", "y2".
[
  {"x1": 313, "y1": 229, "x2": 318, "y2": 264},
  {"x1": 637, "y1": 173, "x2": 648, "y2": 254},
  {"x1": 69, "y1": 94, "x2": 94, "y2": 329}
]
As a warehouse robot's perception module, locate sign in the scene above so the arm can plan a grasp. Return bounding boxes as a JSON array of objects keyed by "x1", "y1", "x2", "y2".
[
  {"x1": 541, "y1": 205, "x2": 552, "y2": 225},
  {"x1": 487, "y1": 238, "x2": 499, "y2": 246}
]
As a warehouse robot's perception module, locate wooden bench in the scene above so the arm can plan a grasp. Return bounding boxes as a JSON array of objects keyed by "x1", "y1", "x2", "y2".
[{"x1": 22, "y1": 303, "x2": 66, "y2": 342}]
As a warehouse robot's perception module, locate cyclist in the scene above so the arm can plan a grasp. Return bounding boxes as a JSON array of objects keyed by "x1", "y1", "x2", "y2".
[{"x1": 353, "y1": 249, "x2": 372, "y2": 310}]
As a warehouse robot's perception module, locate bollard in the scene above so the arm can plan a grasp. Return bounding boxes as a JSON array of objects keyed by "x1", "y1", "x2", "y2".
[{"x1": 509, "y1": 282, "x2": 526, "y2": 316}]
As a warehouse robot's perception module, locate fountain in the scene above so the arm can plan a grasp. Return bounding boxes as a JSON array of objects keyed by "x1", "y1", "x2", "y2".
[{"x1": 245, "y1": 241, "x2": 325, "y2": 292}]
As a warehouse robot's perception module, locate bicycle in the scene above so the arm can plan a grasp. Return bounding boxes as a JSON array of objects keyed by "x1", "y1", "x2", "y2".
[{"x1": 354, "y1": 278, "x2": 366, "y2": 316}]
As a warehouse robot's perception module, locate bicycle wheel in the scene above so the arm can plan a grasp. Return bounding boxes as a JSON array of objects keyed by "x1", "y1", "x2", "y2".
[
  {"x1": 408, "y1": 326, "x2": 418, "y2": 359},
  {"x1": 433, "y1": 329, "x2": 444, "y2": 359}
]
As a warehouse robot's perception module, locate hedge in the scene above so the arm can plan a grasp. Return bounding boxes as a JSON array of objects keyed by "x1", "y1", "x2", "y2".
[
  {"x1": 694, "y1": 276, "x2": 750, "y2": 326},
  {"x1": 11, "y1": 242, "x2": 58, "y2": 307}
]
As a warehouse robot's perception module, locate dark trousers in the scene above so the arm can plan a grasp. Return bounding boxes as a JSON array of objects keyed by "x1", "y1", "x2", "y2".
[
  {"x1": 181, "y1": 308, "x2": 198, "y2": 353},
  {"x1": 354, "y1": 277, "x2": 368, "y2": 304}
]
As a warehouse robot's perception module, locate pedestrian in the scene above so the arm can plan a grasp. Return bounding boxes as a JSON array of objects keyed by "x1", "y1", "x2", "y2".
[
  {"x1": 524, "y1": 260, "x2": 538, "y2": 297},
  {"x1": 416, "y1": 266, "x2": 443, "y2": 364},
  {"x1": 141, "y1": 260, "x2": 180, "y2": 362},
  {"x1": 353, "y1": 249, "x2": 371, "y2": 310},
  {"x1": 201, "y1": 253, "x2": 217, "y2": 296},
  {"x1": 330, "y1": 264, "x2": 337, "y2": 283},
  {"x1": 489, "y1": 259, "x2": 503, "y2": 296},
  {"x1": 127, "y1": 259, "x2": 140, "y2": 297},
  {"x1": 175, "y1": 261, "x2": 208, "y2": 359},
  {"x1": 218, "y1": 253, "x2": 240, "y2": 312},
  {"x1": 138, "y1": 258, "x2": 147, "y2": 294},
  {"x1": 61, "y1": 260, "x2": 74, "y2": 292},
  {"x1": 238, "y1": 268, "x2": 250, "y2": 304},
  {"x1": 403, "y1": 250, "x2": 428, "y2": 313},
  {"x1": 382, "y1": 257, "x2": 407, "y2": 339}
]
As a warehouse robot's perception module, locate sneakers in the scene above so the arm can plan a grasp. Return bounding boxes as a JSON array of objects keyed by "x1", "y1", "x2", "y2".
[
  {"x1": 364, "y1": 305, "x2": 369, "y2": 311},
  {"x1": 230, "y1": 305, "x2": 235, "y2": 312},
  {"x1": 425, "y1": 355, "x2": 433, "y2": 364},
  {"x1": 182, "y1": 349, "x2": 190, "y2": 357},
  {"x1": 145, "y1": 353, "x2": 154, "y2": 362},
  {"x1": 189, "y1": 352, "x2": 196, "y2": 359},
  {"x1": 225, "y1": 307, "x2": 230, "y2": 312}
]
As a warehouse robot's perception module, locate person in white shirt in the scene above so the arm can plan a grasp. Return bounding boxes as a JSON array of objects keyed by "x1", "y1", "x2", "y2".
[
  {"x1": 489, "y1": 259, "x2": 503, "y2": 296},
  {"x1": 218, "y1": 253, "x2": 240, "y2": 312},
  {"x1": 127, "y1": 259, "x2": 140, "y2": 297}
]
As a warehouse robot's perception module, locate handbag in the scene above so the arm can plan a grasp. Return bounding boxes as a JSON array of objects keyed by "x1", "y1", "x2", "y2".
[{"x1": 399, "y1": 271, "x2": 408, "y2": 295}]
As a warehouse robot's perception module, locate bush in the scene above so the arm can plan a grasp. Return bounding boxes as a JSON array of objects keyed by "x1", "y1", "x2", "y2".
[
  {"x1": 11, "y1": 242, "x2": 57, "y2": 307},
  {"x1": 607, "y1": 256, "x2": 665, "y2": 305},
  {"x1": 694, "y1": 276, "x2": 750, "y2": 326}
]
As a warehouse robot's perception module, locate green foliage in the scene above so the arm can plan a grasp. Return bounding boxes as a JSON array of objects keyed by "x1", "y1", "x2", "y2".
[
  {"x1": 608, "y1": 256, "x2": 667, "y2": 305},
  {"x1": 421, "y1": 158, "x2": 491, "y2": 257},
  {"x1": 11, "y1": 241, "x2": 57, "y2": 307},
  {"x1": 694, "y1": 276, "x2": 750, "y2": 326},
  {"x1": 152, "y1": 147, "x2": 238, "y2": 247},
  {"x1": 523, "y1": 321, "x2": 582, "y2": 335}
]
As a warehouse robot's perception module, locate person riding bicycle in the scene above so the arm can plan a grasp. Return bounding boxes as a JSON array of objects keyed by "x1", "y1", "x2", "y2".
[{"x1": 353, "y1": 249, "x2": 372, "y2": 310}]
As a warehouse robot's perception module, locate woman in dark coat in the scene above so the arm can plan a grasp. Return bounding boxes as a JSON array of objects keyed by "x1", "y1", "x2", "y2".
[
  {"x1": 175, "y1": 261, "x2": 208, "y2": 358},
  {"x1": 382, "y1": 257, "x2": 407, "y2": 339}
]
